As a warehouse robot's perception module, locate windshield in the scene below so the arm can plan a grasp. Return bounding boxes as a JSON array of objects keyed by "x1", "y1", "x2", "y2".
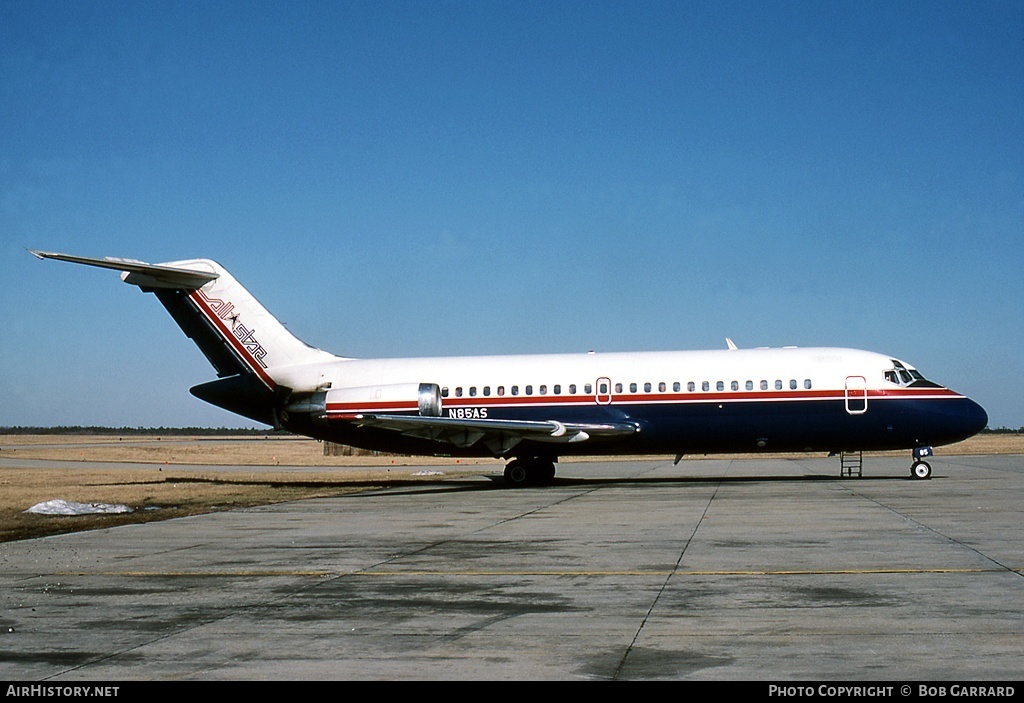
[{"x1": 887, "y1": 360, "x2": 941, "y2": 388}]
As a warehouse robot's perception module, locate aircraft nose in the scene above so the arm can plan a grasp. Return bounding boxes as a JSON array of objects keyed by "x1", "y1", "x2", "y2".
[
  {"x1": 946, "y1": 395, "x2": 989, "y2": 443},
  {"x1": 963, "y1": 397, "x2": 988, "y2": 437},
  {"x1": 919, "y1": 394, "x2": 988, "y2": 446}
]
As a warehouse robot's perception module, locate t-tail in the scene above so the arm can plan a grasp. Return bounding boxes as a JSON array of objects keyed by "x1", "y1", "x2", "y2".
[{"x1": 30, "y1": 251, "x2": 338, "y2": 426}]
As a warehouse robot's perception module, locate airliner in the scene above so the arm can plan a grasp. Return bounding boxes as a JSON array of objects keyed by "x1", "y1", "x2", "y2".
[{"x1": 32, "y1": 251, "x2": 988, "y2": 485}]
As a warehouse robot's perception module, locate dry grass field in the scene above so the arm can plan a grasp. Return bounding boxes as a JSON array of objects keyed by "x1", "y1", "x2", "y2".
[
  {"x1": 1, "y1": 433, "x2": 1020, "y2": 543},
  {"x1": 0, "y1": 435, "x2": 494, "y2": 543}
]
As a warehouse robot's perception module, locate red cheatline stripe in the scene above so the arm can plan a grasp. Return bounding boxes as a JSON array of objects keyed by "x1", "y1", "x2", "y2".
[
  {"x1": 190, "y1": 291, "x2": 276, "y2": 390},
  {"x1": 326, "y1": 401, "x2": 418, "y2": 413},
  {"x1": 323, "y1": 388, "x2": 964, "y2": 418},
  {"x1": 436, "y1": 388, "x2": 962, "y2": 408}
]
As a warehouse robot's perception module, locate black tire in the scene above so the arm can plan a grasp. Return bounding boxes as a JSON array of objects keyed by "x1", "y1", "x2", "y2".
[
  {"x1": 504, "y1": 459, "x2": 556, "y2": 486},
  {"x1": 911, "y1": 461, "x2": 932, "y2": 480},
  {"x1": 504, "y1": 460, "x2": 530, "y2": 487}
]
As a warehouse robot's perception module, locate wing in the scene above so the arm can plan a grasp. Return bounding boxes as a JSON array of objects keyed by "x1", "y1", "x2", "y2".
[{"x1": 342, "y1": 413, "x2": 640, "y2": 456}]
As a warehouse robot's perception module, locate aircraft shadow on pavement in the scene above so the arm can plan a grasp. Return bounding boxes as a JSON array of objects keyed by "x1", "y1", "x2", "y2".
[{"x1": 355, "y1": 471, "x2": 918, "y2": 498}]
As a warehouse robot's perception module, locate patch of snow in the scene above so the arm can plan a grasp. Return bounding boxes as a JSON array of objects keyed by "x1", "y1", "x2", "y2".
[{"x1": 25, "y1": 499, "x2": 134, "y2": 516}]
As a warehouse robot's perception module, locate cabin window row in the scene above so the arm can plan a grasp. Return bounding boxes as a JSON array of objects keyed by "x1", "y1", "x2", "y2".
[{"x1": 441, "y1": 379, "x2": 813, "y2": 398}]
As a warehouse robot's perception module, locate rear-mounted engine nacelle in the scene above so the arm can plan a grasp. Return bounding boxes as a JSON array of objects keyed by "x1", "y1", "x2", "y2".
[
  {"x1": 286, "y1": 382, "x2": 443, "y2": 424},
  {"x1": 326, "y1": 382, "x2": 443, "y2": 418}
]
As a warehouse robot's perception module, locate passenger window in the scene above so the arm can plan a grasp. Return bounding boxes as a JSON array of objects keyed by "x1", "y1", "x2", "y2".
[
  {"x1": 760, "y1": 380, "x2": 768, "y2": 391},
  {"x1": 688, "y1": 382, "x2": 695, "y2": 392},
  {"x1": 497, "y1": 386, "x2": 505, "y2": 396},
  {"x1": 790, "y1": 379, "x2": 798, "y2": 390},
  {"x1": 702, "y1": 381, "x2": 710, "y2": 392},
  {"x1": 804, "y1": 379, "x2": 812, "y2": 389},
  {"x1": 746, "y1": 380, "x2": 754, "y2": 391},
  {"x1": 483, "y1": 386, "x2": 491, "y2": 396},
  {"x1": 673, "y1": 382, "x2": 681, "y2": 392},
  {"x1": 717, "y1": 381, "x2": 725, "y2": 391},
  {"x1": 570, "y1": 384, "x2": 577, "y2": 394},
  {"x1": 775, "y1": 380, "x2": 783, "y2": 390},
  {"x1": 469, "y1": 387, "x2": 477, "y2": 397},
  {"x1": 442, "y1": 387, "x2": 449, "y2": 398},
  {"x1": 525, "y1": 385, "x2": 533, "y2": 395},
  {"x1": 554, "y1": 384, "x2": 561, "y2": 395},
  {"x1": 456, "y1": 387, "x2": 463, "y2": 397},
  {"x1": 731, "y1": 381, "x2": 739, "y2": 391},
  {"x1": 659, "y1": 382, "x2": 667, "y2": 392},
  {"x1": 630, "y1": 382, "x2": 638, "y2": 393},
  {"x1": 512, "y1": 386, "x2": 519, "y2": 396},
  {"x1": 585, "y1": 383, "x2": 592, "y2": 394},
  {"x1": 644, "y1": 382, "x2": 652, "y2": 392},
  {"x1": 598, "y1": 382, "x2": 607, "y2": 394},
  {"x1": 615, "y1": 383, "x2": 623, "y2": 393},
  {"x1": 539, "y1": 385, "x2": 547, "y2": 395}
]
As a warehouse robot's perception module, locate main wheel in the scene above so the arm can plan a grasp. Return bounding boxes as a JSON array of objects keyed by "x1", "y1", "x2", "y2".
[
  {"x1": 911, "y1": 461, "x2": 932, "y2": 480},
  {"x1": 504, "y1": 459, "x2": 556, "y2": 486},
  {"x1": 504, "y1": 460, "x2": 530, "y2": 487}
]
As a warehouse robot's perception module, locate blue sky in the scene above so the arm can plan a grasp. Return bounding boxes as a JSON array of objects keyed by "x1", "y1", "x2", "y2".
[{"x1": 1, "y1": 1, "x2": 1021, "y2": 428}]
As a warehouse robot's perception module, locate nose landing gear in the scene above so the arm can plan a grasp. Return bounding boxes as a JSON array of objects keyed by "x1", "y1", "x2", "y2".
[
  {"x1": 911, "y1": 461, "x2": 932, "y2": 479},
  {"x1": 911, "y1": 446, "x2": 933, "y2": 480}
]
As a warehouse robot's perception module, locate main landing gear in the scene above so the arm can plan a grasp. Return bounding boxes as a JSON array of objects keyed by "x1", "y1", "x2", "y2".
[
  {"x1": 503, "y1": 457, "x2": 556, "y2": 487},
  {"x1": 910, "y1": 446, "x2": 933, "y2": 480}
]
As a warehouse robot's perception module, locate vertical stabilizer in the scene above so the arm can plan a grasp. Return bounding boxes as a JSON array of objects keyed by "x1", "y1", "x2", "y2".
[{"x1": 145, "y1": 259, "x2": 336, "y2": 390}]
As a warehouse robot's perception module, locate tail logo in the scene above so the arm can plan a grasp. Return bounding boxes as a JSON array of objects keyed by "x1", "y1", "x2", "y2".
[
  {"x1": 196, "y1": 289, "x2": 269, "y2": 370},
  {"x1": 233, "y1": 323, "x2": 268, "y2": 368}
]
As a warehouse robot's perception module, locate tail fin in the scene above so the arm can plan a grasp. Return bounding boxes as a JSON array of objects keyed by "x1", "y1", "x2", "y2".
[
  {"x1": 31, "y1": 251, "x2": 338, "y2": 425},
  {"x1": 148, "y1": 258, "x2": 337, "y2": 387}
]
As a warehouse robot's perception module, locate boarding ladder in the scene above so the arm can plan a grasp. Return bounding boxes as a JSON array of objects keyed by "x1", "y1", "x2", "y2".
[{"x1": 840, "y1": 451, "x2": 863, "y2": 477}]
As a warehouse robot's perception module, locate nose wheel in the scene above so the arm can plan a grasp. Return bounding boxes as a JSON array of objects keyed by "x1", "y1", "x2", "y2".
[
  {"x1": 911, "y1": 461, "x2": 932, "y2": 480},
  {"x1": 910, "y1": 446, "x2": 933, "y2": 480}
]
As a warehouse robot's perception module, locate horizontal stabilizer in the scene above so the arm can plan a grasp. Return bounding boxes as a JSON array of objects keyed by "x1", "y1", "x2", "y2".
[
  {"x1": 32, "y1": 249, "x2": 339, "y2": 388},
  {"x1": 30, "y1": 250, "x2": 218, "y2": 289}
]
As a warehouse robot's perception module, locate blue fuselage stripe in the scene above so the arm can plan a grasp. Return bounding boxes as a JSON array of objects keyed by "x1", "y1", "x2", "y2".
[{"x1": 304, "y1": 394, "x2": 987, "y2": 458}]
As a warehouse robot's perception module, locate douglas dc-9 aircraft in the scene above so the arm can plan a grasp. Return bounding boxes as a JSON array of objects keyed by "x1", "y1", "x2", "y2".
[{"x1": 33, "y1": 251, "x2": 987, "y2": 485}]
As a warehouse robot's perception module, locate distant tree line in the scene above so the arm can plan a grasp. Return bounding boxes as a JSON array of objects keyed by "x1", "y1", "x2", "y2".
[
  {"x1": 0, "y1": 426, "x2": 279, "y2": 436},
  {"x1": 980, "y1": 426, "x2": 1024, "y2": 434}
]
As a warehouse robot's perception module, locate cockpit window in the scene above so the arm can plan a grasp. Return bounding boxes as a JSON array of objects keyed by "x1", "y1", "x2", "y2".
[{"x1": 887, "y1": 360, "x2": 941, "y2": 388}]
